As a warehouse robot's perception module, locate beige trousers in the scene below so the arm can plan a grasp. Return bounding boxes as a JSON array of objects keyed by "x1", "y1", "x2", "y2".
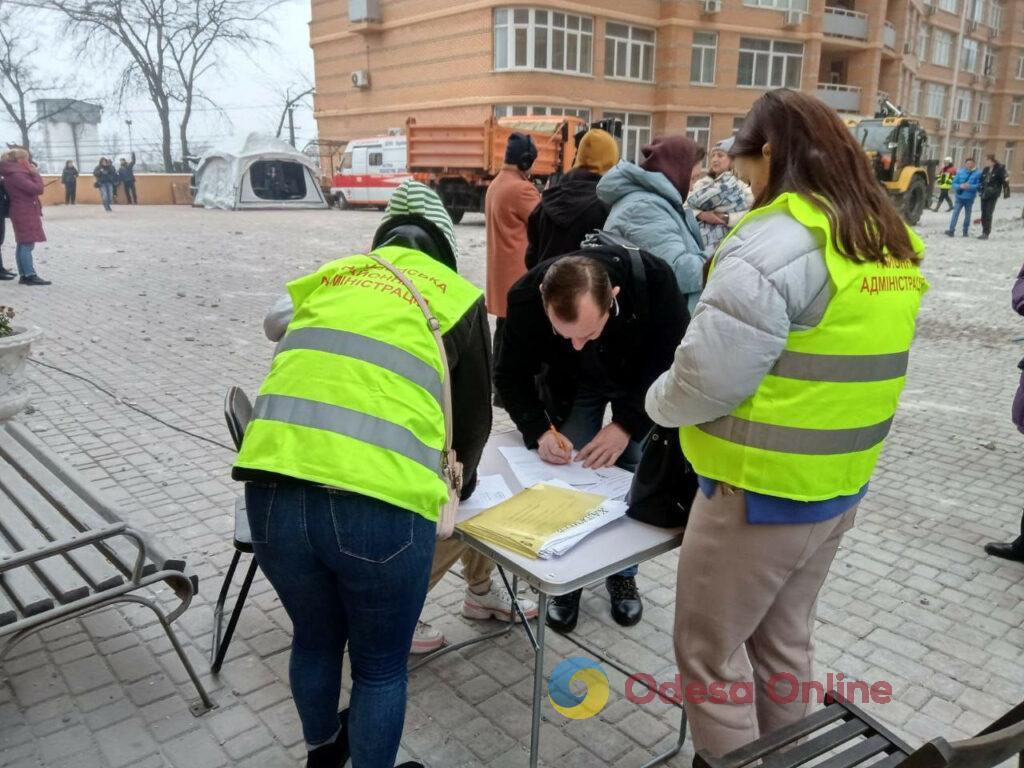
[
  {"x1": 428, "y1": 537, "x2": 495, "y2": 592},
  {"x1": 674, "y1": 486, "x2": 857, "y2": 758}
]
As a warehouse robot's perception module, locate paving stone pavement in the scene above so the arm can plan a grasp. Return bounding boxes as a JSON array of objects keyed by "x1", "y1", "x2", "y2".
[{"x1": 0, "y1": 202, "x2": 1023, "y2": 767}]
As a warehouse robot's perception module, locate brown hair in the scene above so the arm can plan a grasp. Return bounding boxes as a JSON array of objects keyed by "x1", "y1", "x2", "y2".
[
  {"x1": 987, "y1": 154, "x2": 997, "y2": 163},
  {"x1": 1, "y1": 147, "x2": 29, "y2": 163},
  {"x1": 540, "y1": 256, "x2": 614, "y2": 322},
  {"x1": 731, "y1": 89, "x2": 919, "y2": 264}
]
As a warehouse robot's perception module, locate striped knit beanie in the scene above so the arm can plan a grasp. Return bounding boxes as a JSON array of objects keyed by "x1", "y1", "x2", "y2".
[{"x1": 376, "y1": 180, "x2": 460, "y2": 266}]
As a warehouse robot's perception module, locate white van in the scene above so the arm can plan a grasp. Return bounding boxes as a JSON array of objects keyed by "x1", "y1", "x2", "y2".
[{"x1": 331, "y1": 136, "x2": 411, "y2": 209}]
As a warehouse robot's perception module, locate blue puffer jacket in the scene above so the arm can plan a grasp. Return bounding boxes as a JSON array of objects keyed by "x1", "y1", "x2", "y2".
[
  {"x1": 597, "y1": 161, "x2": 706, "y2": 311},
  {"x1": 952, "y1": 167, "x2": 982, "y2": 202}
]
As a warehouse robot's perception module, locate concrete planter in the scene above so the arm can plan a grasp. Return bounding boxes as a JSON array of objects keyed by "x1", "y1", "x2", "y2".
[{"x1": 0, "y1": 326, "x2": 41, "y2": 420}]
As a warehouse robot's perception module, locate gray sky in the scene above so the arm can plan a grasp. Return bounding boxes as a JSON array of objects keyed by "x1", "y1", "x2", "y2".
[{"x1": 2, "y1": 0, "x2": 316, "y2": 164}]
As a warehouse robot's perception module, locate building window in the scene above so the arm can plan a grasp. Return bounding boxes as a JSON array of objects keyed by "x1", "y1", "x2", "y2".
[
  {"x1": 493, "y1": 8, "x2": 593, "y2": 75},
  {"x1": 743, "y1": 0, "x2": 809, "y2": 9},
  {"x1": 1011, "y1": 97, "x2": 1024, "y2": 126},
  {"x1": 737, "y1": 37, "x2": 804, "y2": 89},
  {"x1": 494, "y1": 104, "x2": 592, "y2": 121},
  {"x1": 690, "y1": 31, "x2": 717, "y2": 85},
  {"x1": 990, "y1": 1, "x2": 1003, "y2": 31},
  {"x1": 732, "y1": 115, "x2": 747, "y2": 134},
  {"x1": 951, "y1": 142, "x2": 964, "y2": 167},
  {"x1": 931, "y1": 30, "x2": 952, "y2": 67},
  {"x1": 978, "y1": 96, "x2": 992, "y2": 123},
  {"x1": 1005, "y1": 141, "x2": 1015, "y2": 171},
  {"x1": 686, "y1": 116, "x2": 712, "y2": 156},
  {"x1": 603, "y1": 111, "x2": 651, "y2": 164},
  {"x1": 937, "y1": 0, "x2": 958, "y2": 11},
  {"x1": 983, "y1": 46, "x2": 996, "y2": 76},
  {"x1": 955, "y1": 91, "x2": 972, "y2": 121},
  {"x1": 971, "y1": 0, "x2": 986, "y2": 22},
  {"x1": 925, "y1": 83, "x2": 947, "y2": 117},
  {"x1": 961, "y1": 39, "x2": 979, "y2": 72},
  {"x1": 910, "y1": 79, "x2": 922, "y2": 115},
  {"x1": 916, "y1": 26, "x2": 928, "y2": 60},
  {"x1": 1017, "y1": 55, "x2": 1024, "y2": 79},
  {"x1": 604, "y1": 22, "x2": 655, "y2": 82}
]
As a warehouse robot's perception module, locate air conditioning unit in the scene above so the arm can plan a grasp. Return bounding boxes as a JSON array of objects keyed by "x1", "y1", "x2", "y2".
[
  {"x1": 351, "y1": 69, "x2": 370, "y2": 88},
  {"x1": 925, "y1": 4, "x2": 936, "y2": 16},
  {"x1": 973, "y1": 122, "x2": 982, "y2": 133},
  {"x1": 783, "y1": 9, "x2": 804, "y2": 28},
  {"x1": 951, "y1": 120, "x2": 961, "y2": 131},
  {"x1": 701, "y1": 0, "x2": 722, "y2": 14},
  {"x1": 967, "y1": 20, "x2": 978, "y2": 33}
]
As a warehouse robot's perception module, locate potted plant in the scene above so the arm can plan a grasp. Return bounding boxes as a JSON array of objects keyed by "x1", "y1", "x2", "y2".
[{"x1": 0, "y1": 307, "x2": 41, "y2": 420}]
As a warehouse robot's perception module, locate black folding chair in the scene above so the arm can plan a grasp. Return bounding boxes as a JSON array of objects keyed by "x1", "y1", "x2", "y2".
[
  {"x1": 694, "y1": 693, "x2": 1024, "y2": 768},
  {"x1": 210, "y1": 386, "x2": 258, "y2": 673}
]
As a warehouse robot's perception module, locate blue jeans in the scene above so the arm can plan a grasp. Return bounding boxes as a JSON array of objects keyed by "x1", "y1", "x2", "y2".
[
  {"x1": 949, "y1": 197, "x2": 974, "y2": 234},
  {"x1": 245, "y1": 481, "x2": 434, "y2": 764},
  {"x1": 15, "y1": 243, "x2": 35, "y2": 277},
  {"x1": 559, "y1": 386, "x2": 642, "y2": 579},
  {"x1": 99, "y1": 183, "x2": 113, "y2": 211}
]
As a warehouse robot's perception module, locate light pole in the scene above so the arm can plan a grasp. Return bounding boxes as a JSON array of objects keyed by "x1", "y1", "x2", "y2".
[{"x1": 125, "y1": 119, "x2": 134, "y2": 154}]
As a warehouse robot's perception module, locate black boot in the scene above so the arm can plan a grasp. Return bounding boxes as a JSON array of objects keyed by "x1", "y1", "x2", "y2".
[
  {"x1": 306, "y1": 709, "x2": 350, "y2": 768},
  {"x1": 546, "y1": 589, "x2": 582, "y2": 633},
  {"x1": 606, "y1": 575, "x2": 643, "y2": 627}
]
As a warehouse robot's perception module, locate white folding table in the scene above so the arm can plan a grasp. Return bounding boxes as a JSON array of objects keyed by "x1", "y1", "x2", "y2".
[{"x1": 411, "y1": 431, "x2": 686, "y2": 768}]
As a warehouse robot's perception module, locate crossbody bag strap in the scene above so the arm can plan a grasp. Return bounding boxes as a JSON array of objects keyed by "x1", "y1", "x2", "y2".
[{"x1": 367, "y1": 253, "x2": 454, "y2": 457}]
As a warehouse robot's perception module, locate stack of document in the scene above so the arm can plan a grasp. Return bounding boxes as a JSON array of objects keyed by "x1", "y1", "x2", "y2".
[
  {"x1": 498, "y1": 447, "x2": 634, "y2": 501},
  {"x1": 458, "y1": 484, "x2": 620, "y2": 560}
]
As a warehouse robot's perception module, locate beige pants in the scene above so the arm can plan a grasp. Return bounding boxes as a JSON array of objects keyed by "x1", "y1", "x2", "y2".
[
  {"x1": 428, "y1": 537, "x2": 495, "y2": 592},
  {"x1": 674, "y1": 486, "x2": 857, "y2": 758}
]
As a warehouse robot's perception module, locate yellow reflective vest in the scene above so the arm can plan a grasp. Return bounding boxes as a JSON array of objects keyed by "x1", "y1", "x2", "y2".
[
  {"x1": 680, "y1": 193, "x2": 928, "y2": 502},
  {"x1": 937, "y1": 172, "x2": 954, "y2": 190},
  {"x1": 234, "y1": 245, "x2": 482, "y2": 521}
]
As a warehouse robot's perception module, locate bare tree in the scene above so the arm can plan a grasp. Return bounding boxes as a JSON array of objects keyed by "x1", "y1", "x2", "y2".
[
  {"x1": 275, "y1": 77, "x2": 314, "y2": 145},
  {"x1": 42, "y1": 0, "x2": 282, "y2": 171},
  {"x1": 0, "y1": 2, "x2": 76, "y2": 149}
]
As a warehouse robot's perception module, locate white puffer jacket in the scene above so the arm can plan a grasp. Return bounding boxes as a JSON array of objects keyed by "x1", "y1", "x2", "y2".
[{"x1": 645, "y1": 210, "x2": 833, "y2": 428}]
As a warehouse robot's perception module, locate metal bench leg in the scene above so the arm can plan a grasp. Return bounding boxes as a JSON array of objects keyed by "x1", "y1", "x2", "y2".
[
  {"x1": 210, "y1": 550, "x2": 242, "y2": 666},
  {"x1": 211, "y1": 557, "x2": 258, "y2": 674},
  {"x1": 642, "y1": 705, "x2": 688, "y2": 768},
  {"x1": 529, "y1": 592, "x2": 547, "y2": 768}
]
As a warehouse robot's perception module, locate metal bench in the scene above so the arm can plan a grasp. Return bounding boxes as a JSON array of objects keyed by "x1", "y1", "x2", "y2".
[
  {"x1": 0, "y1": 419, "x2": 215, "y2": 716},
  {"x1": 694, "y1": 693, "x2": 1024, "y2": 768}
]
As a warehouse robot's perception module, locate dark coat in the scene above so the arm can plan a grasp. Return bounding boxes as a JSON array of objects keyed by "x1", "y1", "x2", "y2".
[
  {"x1": 982, "y1": 162, "x2": 1008, "y2": 201},
  {"x1": 1012, "y1": 264, "x2": 1024, "y2": 433},
  {"x1": 61, "y1": 167, "x2": 79, "y2": 185},
  {"x1": 0, "y1": 161, "x2": 46, "y2": 244},
  {"x1": 118, "y1": 153, "x2": 136, "y2": 183},
  {"x1": 524, "y1": 169, "x2": 610, "y2": 269},
  {"x1": 93, "y1": 164, "x2": 118, "y2": 186},
  {"x1": 495, "y1": 248, "x2": 688, "y2": 447}
]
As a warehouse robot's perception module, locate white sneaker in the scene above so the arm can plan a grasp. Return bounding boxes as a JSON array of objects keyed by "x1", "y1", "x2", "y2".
[
  {"x1": 462, "y1": 581, "x2": 539, "y2": 621},
  {"x1": 410, "y1": 620, "x2": 444, "y2": 655}
]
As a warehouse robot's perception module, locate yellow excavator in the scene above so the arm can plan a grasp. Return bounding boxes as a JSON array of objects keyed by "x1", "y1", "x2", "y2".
[{"x1": 848, "y1": 101, "x2": 937, "y2": 225}]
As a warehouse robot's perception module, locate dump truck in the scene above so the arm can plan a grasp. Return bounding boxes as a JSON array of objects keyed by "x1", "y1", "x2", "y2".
[
  {"x1": 848, "y1": 102, "x2": 937, "y2": 225},
  {"x1": 406, "y1": 115, "x2": 587, "y2": 223}
]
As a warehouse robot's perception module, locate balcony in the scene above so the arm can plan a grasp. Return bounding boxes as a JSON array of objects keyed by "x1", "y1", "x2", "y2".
[
  {"x1": 823, "y1": 7, "x2": 869, "y2": 41},
  {"x1": 817, "y1": 83, "x2": 863, "y2": 113},
  {"x1": 883, "y1": 21, "x2": 897, "y2": 50}
]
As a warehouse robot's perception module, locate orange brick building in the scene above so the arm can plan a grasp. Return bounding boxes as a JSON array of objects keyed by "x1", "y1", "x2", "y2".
[{"x1": 310, "y1": 0, "x2": 1024, "y2": 175}]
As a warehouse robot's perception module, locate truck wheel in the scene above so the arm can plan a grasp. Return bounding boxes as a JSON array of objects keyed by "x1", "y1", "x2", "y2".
[
  {"x1": 334, "y1": 193, "x2": 349, "y2": 210},
  {"x1": 902, "y1": 177, "x2": 927, "y2": 225},
  {"x1": 448, "y1": 208, "x2": 465, "y2": 224}
]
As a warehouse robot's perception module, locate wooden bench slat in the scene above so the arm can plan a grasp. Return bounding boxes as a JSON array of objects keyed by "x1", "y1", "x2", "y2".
[
  {"x1": 0, "y1": 430, "x2": 159, "y2": 579},
  {"x1": 0, "y1": 456, "x2": 124, "y2": 592},
  {"x1": 0, "y1": 529, "x2": 55, "y2": 617},
  {"x1": 0, "y1": 494, "x2": 90, "y2": 604},
  {"x1": 0, "y1": 581, "x2": 17, "y2": 627}
]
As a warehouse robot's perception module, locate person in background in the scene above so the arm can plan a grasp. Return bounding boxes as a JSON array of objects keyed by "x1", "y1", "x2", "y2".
[
  {"x1": 598, "y1": 135, "x2": 706, "y2": 312},
  {"x1": 0, "y1": 148, "x2": 51, "y2": 285},
  {"x1": 495, "y1": 250, "x2": 687, "y2": 633},
  {"x1": 485, "y1": 133, "x2": 540, "y2": 406},
  {"x1": 0, "y1": 174, "x2": 15, "y2": 280},
  {"x1": 932, "y1": 157, "x2": 955, "y2": 212},
  {"x1": 234, "y1": 180, "x2": 488, "y2": 768},
  {"x1": 946, "y1": 157, "x2": 982, "y2": 237},
  {"x1": 93, "y1": 157, "x2": 118, "y2": 212},
  {"x1": 687, "y1": 136, "x2": 755, "y2": 257},
  {"x1": 646, "y1": 89, "x2": 926, "y2": 758},
  {"x1": 525, "y1": 128, "x2": 619, "y2": 268},
  {"x1": 983, "y1": 261, "x2": 1024, "y2": 563},
  {"x1": 61, "y1": 160, "x2": 79, "y2": 205},
  {"x1": 978, "y1": 153, "x2": 1007, "y2": 240},
  {"x1": 119, "y1": 153, "x2": 138, "y2": 205}
]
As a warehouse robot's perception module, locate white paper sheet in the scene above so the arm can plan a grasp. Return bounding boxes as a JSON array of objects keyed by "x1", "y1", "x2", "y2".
[
  {"x1": 460, "y1": 474, "x2": 514, "y2": 514},
  {"x1": 498, "y1": 446, "x2": 603, "y2": 488},
  {"x1": 538, "y1": 500, "x2": 628, "y2": 559},
  {"x1": 587, "y1": 466, "x2": 634, "y2": 501}
]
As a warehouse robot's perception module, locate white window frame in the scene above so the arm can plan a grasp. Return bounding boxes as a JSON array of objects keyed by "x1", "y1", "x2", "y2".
[
  {"x1": 932, "y1": 30, "x2": 952, "y2": 67},
  {"x1": 983, "y1": 46, "x2": 996, "y2": 76},
  {"x1": 494, "y1": 104, "x2": 592, "y2": 122},
  {"x1": 916, "y1": 26, "x2": 928, "y2": 60},
  {"x1": 961, "y1": 39, "x2": 979, "y2": 72},
  {"x1": 1017, "y1": 55, "x2": 1024, "y2": 79},
  {"x1": 938, "y1": 0, "x2": 958, "y2": 12},
  {"x1": 955, "y1": 91, "x2": 972, "y2": 121},
  {"x1": 978, "y1": 96, "x2": 992, "y2": 123},
  {"x1": 952, "y1": 142, "x2": 965, "y2": 168},
  {"x1": 603, "y1": 111, "x2": 651, "y2": 165},
  {"x1": 686, "y1": 115, "x2": 712, "y2": 157},
  {"x1": 737, "y1": 37, "x2": 804, "y2": 89},
  {"x1": 1011, "y1": 98, "x2": 1024, "y2": 126},
  {"x1": 493, "y1": 8, "x2": 594, "y2": 76},
  {"x1": 990, "y1": 1, "x2": 1003, "y2": 31},
  {"x1": 732, "y1": 115, "x2": 747, "y2": 134},
  {"x1": 604, "y1": 21, "x2": 655, "y2": 82},
  {"x1": 1005, "y1": 141, "x2": 1015, "y2": 172},
  {"x1": 971, "y1": 0, "x2": 986, "y2": 22},
  {"x1": 743, "y1": 0, "x2": 809, "y2": 9},
  {"x1": 910, "y1": 79, "x2": 923, "y2": 115},
  {"x1": 690, "y1": 31, "x2": 717, "y2": 86},
  {"x1": 925, "y1": 83, "x2": 947, "y2": 118}
]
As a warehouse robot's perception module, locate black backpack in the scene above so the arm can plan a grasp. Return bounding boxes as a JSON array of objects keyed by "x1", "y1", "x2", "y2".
[{"x1": 0, "y1": 178, "x2": 9, "y2": 219}]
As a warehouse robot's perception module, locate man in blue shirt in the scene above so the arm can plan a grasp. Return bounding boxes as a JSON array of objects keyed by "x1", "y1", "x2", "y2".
[{"x1": 946, "y1": 157, "x2": 982, "y2": 237}]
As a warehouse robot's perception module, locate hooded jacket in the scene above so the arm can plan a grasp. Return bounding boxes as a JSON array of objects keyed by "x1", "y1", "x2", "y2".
[
  {"x1": 0, "y1": 160, "x2": 46, "y2": 244},
  {"x1": 597, "y1": 161, "x2": 705, "y2": 311},
  {"x1": 525, "y1": 168, "x2": 610, "y2": 268}
]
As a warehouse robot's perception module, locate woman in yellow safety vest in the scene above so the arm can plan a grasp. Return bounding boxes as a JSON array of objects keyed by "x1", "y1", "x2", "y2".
[{"x1": 646, "y1": 89, "x2": 926, "y2": 758}]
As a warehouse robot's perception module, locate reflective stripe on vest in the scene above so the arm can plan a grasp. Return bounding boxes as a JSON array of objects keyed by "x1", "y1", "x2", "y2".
[{"x1": 681, "y1": 192, "x2": 927, "y2": 502}]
